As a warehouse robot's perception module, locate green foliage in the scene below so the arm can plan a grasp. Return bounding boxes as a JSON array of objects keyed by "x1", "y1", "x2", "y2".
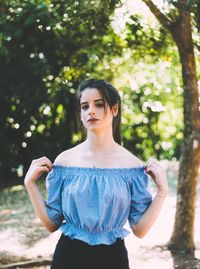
[
  {"x1": 125, "y1": 14, "x2": 170, "y2": 60},
  {"x1": 89, "y1": 11, "x2": 184, "y2": 161},
  {"x1": 0, "y1": 0, "x2": 120, "y2": 186},
  {"x1": 0, "y1": 0, "x2": 191, "y2": 187},
  {"x1": 116, "y1": 57, "x2": 183, "y2": 161}
]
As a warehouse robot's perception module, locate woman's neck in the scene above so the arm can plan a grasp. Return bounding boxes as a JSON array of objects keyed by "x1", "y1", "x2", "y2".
[{"x1": 84, "y1": 131, "x2": 117, "y2": 153}]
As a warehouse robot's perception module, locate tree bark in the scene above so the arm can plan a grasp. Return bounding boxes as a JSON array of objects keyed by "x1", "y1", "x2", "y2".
[
  {"x1": 142, "y1": 0, "x2": 200, "y2": 253},
  {"x1": 168, "y1": 10, "x2": 200, "y2": 254}
]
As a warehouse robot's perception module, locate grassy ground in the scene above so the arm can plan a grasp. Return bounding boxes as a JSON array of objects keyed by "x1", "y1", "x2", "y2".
[{"x1": 0, "y1": 160, "x2": 200, "y2": 268}]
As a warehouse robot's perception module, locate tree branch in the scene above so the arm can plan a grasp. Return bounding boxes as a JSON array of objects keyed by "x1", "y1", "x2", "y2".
[
  {"x1": 177, "y1": 0, "x2": 192, "y2": 16},
  {"x1": 177, "y1": 0, "x2": 189, "y2": 12},
  {"x1": 142, "y1": 0, "x2": 173, "y2": 32},
  {"x1": 0, "y1": 258, "x2": 51, "y2": 269}
]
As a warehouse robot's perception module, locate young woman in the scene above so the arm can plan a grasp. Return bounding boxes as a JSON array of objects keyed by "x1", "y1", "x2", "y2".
[{"x1": 24, "y1": 79, "x2": 168, "y2": 269}]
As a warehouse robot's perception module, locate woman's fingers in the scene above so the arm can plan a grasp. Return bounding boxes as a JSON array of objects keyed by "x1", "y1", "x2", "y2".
[
  {"x1": 25, "y1": 156, "x2": 53, "y2": 184},
  {"x1": 32, "y1": 157, "x2": 52, "y2": 170},
  {"x1": 36, "y1": 165, "x2": 51, "y2": 173},
  {"x1": 145, "y1": 159, "x2": 168, "y2": 195}
]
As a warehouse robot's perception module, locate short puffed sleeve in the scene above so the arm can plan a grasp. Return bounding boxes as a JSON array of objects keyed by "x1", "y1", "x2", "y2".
[
  {"x1": 128, "y1": 169, "x2": 152, "y2": 227},
  {"x1": 45, "y1": 167, "x2": 64, "y2": 227}
]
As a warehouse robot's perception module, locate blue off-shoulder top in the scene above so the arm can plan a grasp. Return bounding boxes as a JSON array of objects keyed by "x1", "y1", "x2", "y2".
[{"x1": 45, "y1": 165, "x2": 152, "y2": 246}]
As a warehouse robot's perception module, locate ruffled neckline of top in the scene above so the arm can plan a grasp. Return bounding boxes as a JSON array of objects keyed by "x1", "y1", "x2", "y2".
[{"x1": 52, "y1": 164, "x2": 145, "y2": 176}]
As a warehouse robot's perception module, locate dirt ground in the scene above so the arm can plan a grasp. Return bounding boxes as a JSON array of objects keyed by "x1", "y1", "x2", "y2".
[
  {"x1": 1, "y1": 195, "x2": 200, "y2": 268},
  {"x1": 0, "y1": 161, "x2": 200, "y2": 269}
]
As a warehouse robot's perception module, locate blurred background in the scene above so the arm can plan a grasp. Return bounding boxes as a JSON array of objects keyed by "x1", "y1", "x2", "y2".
[{"x1": 0, "y1": 0, "x2": 199, "y2": 268}]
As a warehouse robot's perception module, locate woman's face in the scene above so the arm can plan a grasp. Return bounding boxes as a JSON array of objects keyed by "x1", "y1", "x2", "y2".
[{"x1": 80, "y1": 88, "x2": 117, "y2": 132}]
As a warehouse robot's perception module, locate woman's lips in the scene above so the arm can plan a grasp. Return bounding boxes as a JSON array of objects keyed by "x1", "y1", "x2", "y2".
[{"x1": 87, "y1": 118, "x2": 99, "y2": 122}]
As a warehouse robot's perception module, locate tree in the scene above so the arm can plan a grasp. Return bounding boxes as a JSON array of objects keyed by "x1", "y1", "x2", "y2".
[
  {"x1": 111, "y1": 14, "x2": 184, "y2": 161},
  {"x1": 0, "y1": 0, "x2": 121, "y2": 187},
  {"x1": 141, "y1": 0, "x2": 200, "y2": 253}
]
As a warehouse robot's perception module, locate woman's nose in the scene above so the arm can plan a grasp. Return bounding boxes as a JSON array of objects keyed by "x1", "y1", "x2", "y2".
[{"x1": 88, "y1": 106, "x2": 95, "y2": 115}]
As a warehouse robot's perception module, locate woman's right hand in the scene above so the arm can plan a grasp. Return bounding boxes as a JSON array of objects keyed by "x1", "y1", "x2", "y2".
[{"x1": 24, "y1": 157, "x2": 52, "y2": 185}]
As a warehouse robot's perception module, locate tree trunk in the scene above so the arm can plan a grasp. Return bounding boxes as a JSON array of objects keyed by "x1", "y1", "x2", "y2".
[
  {"x1": 167, "y1": 11, "x2": 200, "y2": 254},
  {"x1": 141, "y1": 0, "x2": 200, "y2": 253}
]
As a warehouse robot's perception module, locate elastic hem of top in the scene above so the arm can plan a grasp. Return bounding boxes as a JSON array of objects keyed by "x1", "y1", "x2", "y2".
[{"x1": 59, "y1": 222, "x2": 130, "y2": 246}]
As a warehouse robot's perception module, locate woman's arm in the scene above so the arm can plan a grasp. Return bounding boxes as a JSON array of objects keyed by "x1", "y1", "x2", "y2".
[
  {"x1": 132, "y1": 159, "x2": 168, "y2": 238},
  {"x1": 24, "y1": 157, "x2": 58, "y2": 232},
  {"x1": 131, "y1": 192, "x2": 167, "y2": 238}
]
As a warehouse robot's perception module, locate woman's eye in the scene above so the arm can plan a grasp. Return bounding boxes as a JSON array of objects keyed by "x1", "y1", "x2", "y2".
[
  {"x1": 96, "y1": 103, "x2": 104, "y2": 108},
  {"x1": 81, "y1": 105, "x2": 88, "y2": 110}
]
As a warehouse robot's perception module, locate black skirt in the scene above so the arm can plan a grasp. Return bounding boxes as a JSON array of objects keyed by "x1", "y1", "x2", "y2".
[{"x1": 51, "y1": 233, "x2": 130, "y2": 269}]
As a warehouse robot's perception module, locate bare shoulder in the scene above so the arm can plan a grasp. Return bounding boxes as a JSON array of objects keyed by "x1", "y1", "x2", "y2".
[
  {"x1": 53, "y1": 143, "x2": 83, "y2": 166},
  {"x1": 117, "y1": 145, "x2": 144, "y2": 168}
]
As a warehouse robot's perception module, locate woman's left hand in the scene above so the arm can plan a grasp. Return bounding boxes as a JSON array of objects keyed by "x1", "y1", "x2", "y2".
[{"x1": 144, "y1": 158, "x2": 168, "y2": 197}]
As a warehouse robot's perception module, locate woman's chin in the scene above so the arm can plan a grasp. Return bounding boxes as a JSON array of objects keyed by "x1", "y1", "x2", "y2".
[{"x1": 86, "y1": 124, "x2": 103, "y2": 132}]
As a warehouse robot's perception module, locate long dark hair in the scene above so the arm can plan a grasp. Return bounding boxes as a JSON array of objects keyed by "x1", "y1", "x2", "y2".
[{"x1": 77, "y1": 78, "x2": 122, "y2": 145}]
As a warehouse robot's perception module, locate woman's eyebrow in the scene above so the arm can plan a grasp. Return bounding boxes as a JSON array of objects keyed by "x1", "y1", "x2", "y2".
[
  {"x1": 80, "y1": 99, "x2": 104, "y2": 105},
  {"x1": 94, "y1": 99, "x2": 104, "y2": 103}
]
